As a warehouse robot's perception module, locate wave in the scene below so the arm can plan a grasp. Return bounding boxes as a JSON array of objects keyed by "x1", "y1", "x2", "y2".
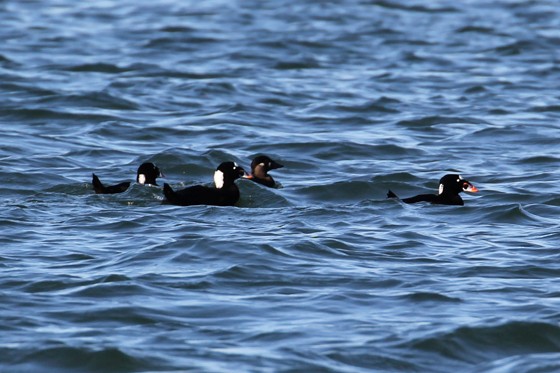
[
  {"x1": 0, "y1": 345, "x2": 158, "y2": 373},
  {"x1": 405, "y1": 321, "x2": 560, "y2": 367},
  {"x1": 476, "y1": 352, "x2": 560, "y2": 373},
  {"x1": 397, "y1": 115, "x2": 489, "y2": 128},
  {"x1": 371, "y1": 0, "x2": 458, "y2": 13}
]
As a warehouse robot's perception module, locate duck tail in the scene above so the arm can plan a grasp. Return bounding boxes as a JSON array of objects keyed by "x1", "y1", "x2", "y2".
[
  {"x1": 387, "y1": 189, "x2": 398, "y2": 199},
  {"x1": 163, "y1": 183, "x2": 176, "y2": 203},
  {"x1": 92, "y1": 173, "x2": 106, "y2": 194}
]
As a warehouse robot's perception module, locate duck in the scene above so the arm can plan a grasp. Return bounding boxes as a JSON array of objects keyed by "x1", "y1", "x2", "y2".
[
  {"x1": 163, "y1": 162, "x2": 246, "y2": 206},
  {"x1": 136, "y1": 162, "x2": 163, "y2": 186},
  {"x1": 387, "y1": 174, "x2": 478, "y2": 205},
  {"x1": 92, "y1": 162, "x2": 163, "y2": 194},
  {"x1": 243, "y1": 155, "x2": 284, "y2": 188}
]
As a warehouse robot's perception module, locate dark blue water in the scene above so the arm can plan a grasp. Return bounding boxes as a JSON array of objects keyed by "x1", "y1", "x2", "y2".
[{"x1": 2, "y1": 0, "x2": 560, "y2": 372}]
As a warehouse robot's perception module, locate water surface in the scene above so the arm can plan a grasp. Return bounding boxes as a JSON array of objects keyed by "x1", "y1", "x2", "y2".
[{"x1": 1, "y1": 0, "x2": 560, "y2": 372}]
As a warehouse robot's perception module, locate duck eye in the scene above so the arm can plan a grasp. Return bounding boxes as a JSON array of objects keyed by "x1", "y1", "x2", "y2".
[{"x1": 463, "y1": 182, "x2": 469, "y2": 189}]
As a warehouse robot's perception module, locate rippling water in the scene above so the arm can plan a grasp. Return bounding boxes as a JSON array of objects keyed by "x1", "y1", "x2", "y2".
[{"x1": 2, "y1": 0, "x2": 560, "y2": 372}]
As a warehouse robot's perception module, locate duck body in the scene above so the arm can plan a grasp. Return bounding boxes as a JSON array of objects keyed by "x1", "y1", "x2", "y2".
[
  {"x1": 245, "y1": 155, "x2": 284, "y2": 188},
  {"x1": 387, "y1": 174, "x2": 478, "y2": 206},
  {"x1": 92, "y1": 162, "x2": 163, "y2": 194},
  {"x1": 163, "y1": 183, "x2": 240, "y2": 206},
  {"x1": 163, "y1": 162, "x2": 245, "y2": 206},
  {"x1": 92, "y1": 174, "x2": 130, "y2": 194},
  {"x1": 387, "y1": 190, "x2": 465, "y2": 205}
]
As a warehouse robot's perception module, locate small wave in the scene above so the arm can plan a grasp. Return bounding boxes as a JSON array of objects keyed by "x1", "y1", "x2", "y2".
[
  {"x1": 0, "y1": 53, "x2": 14, "y2": 64},
  {"x1": 372, "y1": 1, "x2": 458, "y2": 13},
  {"x1": 210, "y1": 263, "x2": 280, "y2": 281},
  {"x1": 545, "y1": 196, "x2": 560, "y2": 206},
  {"x1": 241, "y1": 330, "x2": 308, "y2": 345},
  {"x1": 158, "y1": 25, "x2": 196, "y2": 33},
  {"x1": 457, "y1": 264, "x2": 560, "y2": 280},
  {"x1": 456, "y1": 26, "x2": 498, "y2": 35},
  {"x1": 475, "y1": 352, "x2": 560, "y2": 373},
  {"x1": 2, "y1": 345, "x2": 158, "y2": 373},
  {"x1": 397, "y1": 115, "x2": 488, "y2": 128},
  {"x1": 402, "y1": 291, "x2": 462, "y2": 303},
  {"x1": 407, "y1": 321, "x2": 560, "y2": 365},
  {"x1": 530, "y1": 104, "x2": 560, "y2": 113},
  {"x1": 327, "y1": 350, "x2": 420, "y2": 371},
  {"x1": 491, "y1": 40, "x2": 540, "y2": 56},
  {"x1": 1, "y1": 108, "x2": 119, "y2": 122},
  {"x1": 488, "y1": 108, "x2": 511, "y2": 115},
  {"x1": 516, "y1": 155, "x2": 560, "y2": 164},
  {"x1": 72, "y1": 279, "x2": 148, "y2": 299},
  {"x1": 66, "y1": 63, "x2": 130, "y2": 74},
  {"x1": 40, "y1": 91, "x2": 140, "y2": 111},
  {"x1": 22, "y1": 277, "x2": 84, "y2": 293},
  {"x1": 238, "y1": 182, "x2": 291, "y2": 208},
  {"x1": 292, "y1": 180, "x2": 377, "y2": 204},
  {"x1": 463, "y1": 85, "x2": 487, "y2": 94},
  {"x1": 482, "y1": 204, "x2": 554, "y2": 225},
  {"x1": 289, "y1": 238, "x2": 351, "y2": 259},
  {"x1": 143, "y1": 35, "x2": 221, "y2": 48},
  {"x1": 1, "y1": 82, "x2": 57, "y2": 98},
  {"x1": 326, "y1": 97, "x2": 402, "y2": 114},
  {"x1": 273, "y1": 58, "x2": 322, "y2": 70}
]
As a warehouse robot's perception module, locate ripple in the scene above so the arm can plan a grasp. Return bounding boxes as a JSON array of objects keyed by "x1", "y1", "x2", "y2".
[
  {"x1": 317, "y1": 97, "x2": 402, "y2": 114},
  {"x1": 2, "y1": 0, "x2": 560, "y2": 371},
  {"x1": 402, "y1": 292, "x2": 463, "y2": 303},
  {"x1": 2, "y1": 345, "x2": 158, "y2": 373},
  {"x1": 477, "y1": 352, "x2": 560, "y2": 373},
  {"x1": 530, "y1": 104, "x2": 560, "y2": 113},
  {"x1": 482, "y1": 204, "x2": 556, "y2": 225},
  {"x1": 456, "y1": 26, "x2": 498, "y2": 35},
  {"x1": 372, "y1": 1, "x2": 458, "y2": 13},
  {"x1": 327, "y1": 351, "x2": 419, "y2": 371},
  {"x1": 407, "y1": 321, "x2": 560, "y2": 365},
  {"x1": 66, "y1": 63, "x2": 130, "y2": 74},
  {"x1": 1, "y1": 108, "x2": 119, "y2": 122},
  {"x1": 273, "y1": 58, "x2": 322, "y2": 70},
  {"x1": 492, "y1": 40, "x2": 538, "y2": 56},
  {"x1": 397, "y1": 115, "x2": 488, "y2": 128}
]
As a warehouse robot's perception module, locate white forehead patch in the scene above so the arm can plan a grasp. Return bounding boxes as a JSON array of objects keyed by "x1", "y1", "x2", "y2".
[
  {"x1": 438, "y1": 183, "x2": 444, "y2": 195},
  {"x1": 458, "y1": 175, "x2": 463, "y2": 182},
  {"x1": 138, "y1": 174, "x2": 146, "y2": 185},
  {"x1": 234, "y1": 162, "x2": 238, "y2": 167},
  {"x1": 214, "y1": 170, "x2": 224, "y2": 189}
]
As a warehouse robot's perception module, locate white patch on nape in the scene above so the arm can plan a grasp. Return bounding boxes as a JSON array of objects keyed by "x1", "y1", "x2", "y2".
[
  {"x1": 259, "y1": 163, "x2": 266, "y2": 167},
  {"x1": 438, "y1": 183, "x2": 444, "y2": 195},
  {"x1": 214, "y1": 170, "x2": 225, "y2": 189},
  {"x1": 138, "y1": 174, "x2": 146, "y2": 185}
]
